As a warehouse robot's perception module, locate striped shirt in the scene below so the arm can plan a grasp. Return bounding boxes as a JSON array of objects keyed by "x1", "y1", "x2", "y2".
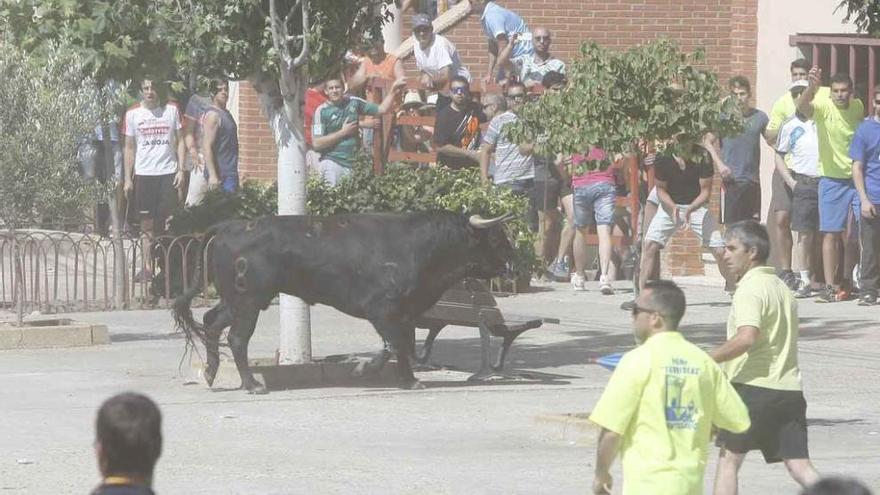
[
  {"x1": 520, "y1": 55, "x2": 566, "y2": 87},
  {"x1": 483, "y1": 111, "x2": 534, "y2": 184}
]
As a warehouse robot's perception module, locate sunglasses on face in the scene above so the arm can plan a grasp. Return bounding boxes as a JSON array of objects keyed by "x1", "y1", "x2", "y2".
[
  {"x1": 451, "y1": 86, "x2": 469, "y2": 95},
  {"x1": 534, "y1": 36, "x2": 551, "y2": 41},
  {"x1": 631, "y1": 304, "x2": 658, "y2": 318},
  {"x1": 414, "y1": 27, "x2": 431, "y2": 34},
  {"x1": 508, "y1": 93, "x2": 526, "y2": 100}
]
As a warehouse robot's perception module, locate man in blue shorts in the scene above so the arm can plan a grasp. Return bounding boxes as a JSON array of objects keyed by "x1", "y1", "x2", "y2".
[{"x1": 797, "y1": 68, "x2": 864, "y2": 302}]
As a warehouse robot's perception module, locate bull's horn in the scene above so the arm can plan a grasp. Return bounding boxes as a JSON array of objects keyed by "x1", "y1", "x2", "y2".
[{"x1": 469, "y1": 213, "x2": 516, "y2": 229}]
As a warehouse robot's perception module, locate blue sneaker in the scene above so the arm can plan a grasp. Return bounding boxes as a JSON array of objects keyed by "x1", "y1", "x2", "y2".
[{"x1": 549, "y1": 259, "x2": 570, "y2": 281}]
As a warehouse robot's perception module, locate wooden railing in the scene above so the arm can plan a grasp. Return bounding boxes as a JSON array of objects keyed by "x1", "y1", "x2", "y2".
[{"x1": 365, "y1": 77, "x2": 651, "y2": 249}]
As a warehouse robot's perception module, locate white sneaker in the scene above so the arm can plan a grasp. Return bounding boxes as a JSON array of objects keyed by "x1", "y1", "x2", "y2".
[
  {"x1": 571, "y1": 272, "x2": 586, "y2": 291},
  {"x1": 599, "y1": 275, "x2": 614, "y2": 295}
]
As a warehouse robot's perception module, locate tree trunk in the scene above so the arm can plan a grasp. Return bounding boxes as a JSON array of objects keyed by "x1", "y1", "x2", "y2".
[
  {"x1": 101, "y1": 129, "x2": 128, "y2": 309},
  {"x1": 272, "y1": 67, "x2": 312, "y2": 365},
  {"x1": 11, "y1": 229, "x2": 24, "y2": 325}
]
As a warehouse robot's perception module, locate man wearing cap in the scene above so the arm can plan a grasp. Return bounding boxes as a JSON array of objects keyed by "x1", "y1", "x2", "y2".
[
  {"x1": 775, "y1": 80, "x2": 821, "y2": 298},
  {"x1": 470, "y1": 0, "x2": 534, "y2": 85},
  {"x1": 766, "y1": 59, "x2": 825, "y2": 294},
  {"x1": 411, "y1": 13, "x2": 470, "y2": 92},
  {"x1": 433, "y1": 76, "x2": 486, "y2": 168}
]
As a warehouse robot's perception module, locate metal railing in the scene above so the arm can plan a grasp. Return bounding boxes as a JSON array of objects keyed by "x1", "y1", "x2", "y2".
[{"x1": 0, "y1": 230, "x2": 212, "y2": 314}]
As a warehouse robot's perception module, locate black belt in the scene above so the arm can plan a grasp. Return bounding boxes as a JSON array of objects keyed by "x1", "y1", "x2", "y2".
[{"x1": 791, "y1": 172, "x2": 819, "y2": 184}]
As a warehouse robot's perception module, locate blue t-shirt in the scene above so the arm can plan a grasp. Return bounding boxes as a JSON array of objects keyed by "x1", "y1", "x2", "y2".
[
  {"x1": 721, "y1": 108, "x2": 769, "y2": 183},
  {"x1": 481, "y1": 2, "x2": 534, "y2": 59},
  {"x1": 848, "y1": 117, "x2": 880, "y2": 204}
]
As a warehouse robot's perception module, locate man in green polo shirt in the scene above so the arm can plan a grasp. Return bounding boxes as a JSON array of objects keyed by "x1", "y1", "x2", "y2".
[
  {"x1": 711, "y1": 220, "x2": 820, "y2": 494},
  {"x1": 312, "y1": 76, "x2": 405, "y2": 185},
  {"x1": 589, "y1": 280, "x2": 750, "y2": 495},
  {"x1": 797, "y1": 67, "x2": 864, "y2": 302}
]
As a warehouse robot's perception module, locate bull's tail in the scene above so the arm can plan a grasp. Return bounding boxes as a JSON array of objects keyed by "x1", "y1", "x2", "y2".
[{"x1": 172, "y1": 260, "x2": 208, "y2": 349}]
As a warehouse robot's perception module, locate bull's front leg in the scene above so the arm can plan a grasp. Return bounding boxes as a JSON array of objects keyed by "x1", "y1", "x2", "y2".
[{"x1": 227, "y1": 306, "x2": 267, "y2": 394}]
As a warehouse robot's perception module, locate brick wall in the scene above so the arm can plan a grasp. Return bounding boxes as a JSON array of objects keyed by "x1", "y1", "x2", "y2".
[
  {"x1": 237, "y1": 0, "x2": 759, "y2": 275},
  {"x1": 238, "y1": 84, "x2": 278, "y2": 182}
]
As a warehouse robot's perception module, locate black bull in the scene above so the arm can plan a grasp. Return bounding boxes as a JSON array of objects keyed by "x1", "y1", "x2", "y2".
[{"x1": 172, "y1": 211, "x2": 515, "y2": 394}]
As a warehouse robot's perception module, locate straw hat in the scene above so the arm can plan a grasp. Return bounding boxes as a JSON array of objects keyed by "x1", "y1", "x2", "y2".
[{"x1": 402, "y1": 90, "x2": 424, "y2": 110}]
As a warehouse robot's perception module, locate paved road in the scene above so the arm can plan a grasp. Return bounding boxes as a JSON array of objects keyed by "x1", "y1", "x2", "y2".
[{"x1": 1, "y1": 278, "x2": 878, "y2": 494}]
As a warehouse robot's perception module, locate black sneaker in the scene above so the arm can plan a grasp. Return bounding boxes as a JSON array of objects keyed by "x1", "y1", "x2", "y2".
[
  {"x1": 859, "y1": 292, "x2": 877, "y2": 306},
  {"x1": 815, "y1": 285, "x2": 838, "y2": 303},
  {"x1": 793, "y1": 284, "x2": 813, "y2": 299},
  {"x1": 781, "y1": 271, "x2": 801, "y2": 292},
  {"x1": 620, "y1": 300, "x2": 636, "y2": 311}
]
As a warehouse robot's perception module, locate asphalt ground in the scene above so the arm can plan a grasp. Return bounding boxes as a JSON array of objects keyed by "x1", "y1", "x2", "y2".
[{"x1": 1, "y1": 277, "x2": 878, "y2": 494}]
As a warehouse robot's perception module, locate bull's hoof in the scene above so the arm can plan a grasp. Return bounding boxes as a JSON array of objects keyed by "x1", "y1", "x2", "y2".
[
  {"x1": 351, "y1": 360, "x2": 368, "y2": 377},
  {"x1": 243, "y1": 381, "x2": 268, "y2": 395},
  {"x1": 400, "y1": 379, "x2": 425, "y2": 390},
  {"x1": 204, "y1": 366, "x2": 218, "y2": 387}
]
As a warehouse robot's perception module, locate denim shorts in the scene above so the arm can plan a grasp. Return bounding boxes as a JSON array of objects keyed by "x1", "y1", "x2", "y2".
[
  {"x1": 818, "y1": 177, "x2": 860, "y2": 233},
  {"x1": 573, "y1": 182, "x2": 616, "y2": 227}
]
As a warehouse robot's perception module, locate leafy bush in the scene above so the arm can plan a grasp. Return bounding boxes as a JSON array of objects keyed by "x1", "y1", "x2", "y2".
[
  {"x1": 507, "y1": 39, "x2": 742, "y2": 174},
  {"x1": 172, "y1": 157, "x2": 538, "y2": 278}
]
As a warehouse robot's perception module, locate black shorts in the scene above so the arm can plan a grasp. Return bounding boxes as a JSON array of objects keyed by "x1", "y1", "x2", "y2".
[
  {"x1": 135, "y1": 173, "x2": 178, "y2": 220},
  {"x1": 532, "y1": 179, "x2": 561, "y2": 212},
  {"x1": 791, "y1": 174, "x2": 820, "y2": 232},
  {"x1": 721, "y1": 180, "x2": 761, "y2": 224},
  {"x1": 772, "y1": 169, "x2": 793, "y2": 213},
  {"x1": 716, "y1": 383, "x2": 810, "y2": 463}
]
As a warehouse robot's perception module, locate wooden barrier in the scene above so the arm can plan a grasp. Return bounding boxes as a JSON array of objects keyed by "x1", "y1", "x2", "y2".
[{"x1": 364, "y1": 77, "x2": 653, "y2": 250}]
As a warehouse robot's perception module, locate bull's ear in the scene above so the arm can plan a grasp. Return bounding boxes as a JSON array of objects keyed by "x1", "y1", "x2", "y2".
[{"x1": 469, "y1": 213, "x2": 516, "y2": 229}]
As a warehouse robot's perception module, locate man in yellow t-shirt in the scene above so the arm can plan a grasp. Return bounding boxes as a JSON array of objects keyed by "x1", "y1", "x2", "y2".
[
  {"x1": 797, "y1": 66, "x2": 865, "y2": 302},
  {"x1": 765, "y1": 58, "x2": 829, "y2": 291},
  {"x1": 711, "y1": 221, "x2": 820, "y2": 495},
  {"x1": 589, "y1": 280, "x2": 750, "y2": 495}
]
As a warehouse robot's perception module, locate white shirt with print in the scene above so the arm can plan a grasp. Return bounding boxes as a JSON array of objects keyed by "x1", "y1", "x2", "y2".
[
  {"x1": 776, "y1": 116, "x2": 819, "y2": 177},
  {"x1": 124, "y1": 103, "x2": 183, "y2": 176},
  {"x1": 413, "y1": 34, "x2": 471, "y2": 83}
]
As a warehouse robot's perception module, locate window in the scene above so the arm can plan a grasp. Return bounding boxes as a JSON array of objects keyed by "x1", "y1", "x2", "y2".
[{"x1": 790, "y1": 33, "x2": 880, "y2": 113}]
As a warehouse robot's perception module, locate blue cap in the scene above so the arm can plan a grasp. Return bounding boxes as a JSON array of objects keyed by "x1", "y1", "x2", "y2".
[{"x1": 412, "y1": 13, "x2": 432, "y2": 29}]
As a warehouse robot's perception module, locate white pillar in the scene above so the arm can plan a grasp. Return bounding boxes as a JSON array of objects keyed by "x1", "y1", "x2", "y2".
[
  {"x1": 272, "y1": 79, "x2": 312, "y2": 364},
  {"x1": 382, "y1": 3, "x2": 403, "y2": 53}
]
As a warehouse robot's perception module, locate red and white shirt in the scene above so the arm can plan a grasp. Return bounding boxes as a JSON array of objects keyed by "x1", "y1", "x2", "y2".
[{"x1": 123, "y1": 103, "x2": 183, "y2": 175}]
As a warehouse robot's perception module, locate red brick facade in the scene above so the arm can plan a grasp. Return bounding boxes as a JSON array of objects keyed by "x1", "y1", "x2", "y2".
[{"x1": 237, "y1": 0, "x2": 759, "y2": 275}]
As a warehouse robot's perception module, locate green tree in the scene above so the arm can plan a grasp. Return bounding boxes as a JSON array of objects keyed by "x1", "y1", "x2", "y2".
[
  {"x1": 0, "y1": 43, "x2": 113, "y2": 323},
  {"x1": 506, "y1": 39, "x2": 742, "y2": 173},
  {"x1": 836, "y1": 0, "x2": 880, "y2": 36}
]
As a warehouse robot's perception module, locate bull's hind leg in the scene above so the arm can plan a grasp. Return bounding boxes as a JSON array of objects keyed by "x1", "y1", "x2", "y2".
[
  {"x1": 202, "y1": 302, "x2": 232, "y2": 387},
  {"x1": 227, "y1": 306, "x2": 267, "y2": 394}
]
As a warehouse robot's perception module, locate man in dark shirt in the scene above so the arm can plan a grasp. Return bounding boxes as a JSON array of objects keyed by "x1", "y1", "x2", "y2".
[
  {"x1": 91, "y1": 393, "x2": 162, "y2": 495},
  {"x1": 640, "y1": 144, "x2": 732, "y2": 291},
  {"x1": 705, "y1": 76, "x2": 770, "y2": 224},
  {"x1": 433, "y1": 76, "x2": 486, "y2": 168}
]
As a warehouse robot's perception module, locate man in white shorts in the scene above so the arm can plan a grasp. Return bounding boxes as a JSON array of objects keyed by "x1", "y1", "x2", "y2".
[{"x1": 641, "y1": 144, "x2": 731, "y2": 292}]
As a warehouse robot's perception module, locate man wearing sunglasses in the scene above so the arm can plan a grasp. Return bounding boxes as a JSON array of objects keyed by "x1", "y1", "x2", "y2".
[
  {"x1": 519, "y1": 27, "x2": 566, "y2": 89},
  {"x1": 480, "y1": 82, "x2": 535, "y2": 193},
  {"x1": 589, "y1": 280, "x2": 750, "y2": 495},
  {"x1": 849, "y1": 85, "x2": 880, "y2": 305},
  {"x1": 433, "y1": 76, "x2": 486, "y2": 168}
]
